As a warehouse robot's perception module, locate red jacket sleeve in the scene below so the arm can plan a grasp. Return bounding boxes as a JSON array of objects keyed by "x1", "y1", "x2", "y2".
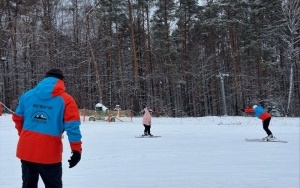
[{"x1": 244, "y1": 108, "x2": 254, "y2": 113}]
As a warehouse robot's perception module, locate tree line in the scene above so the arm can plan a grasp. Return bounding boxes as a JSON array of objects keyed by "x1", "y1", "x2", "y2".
[{"x1": 0, "y1": 0, "x2": 299, "y2": 117}]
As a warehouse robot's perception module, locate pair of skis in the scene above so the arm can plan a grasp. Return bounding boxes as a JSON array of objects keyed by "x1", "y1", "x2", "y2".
[
  {"x1": 135, "y1": 135, "x2": 161, "y2": 138},
  {"x1": 245, "y1": 138, "x2": 288, "y2": 143}
]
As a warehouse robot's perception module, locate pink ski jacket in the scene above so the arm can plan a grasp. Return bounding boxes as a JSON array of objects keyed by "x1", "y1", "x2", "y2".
[{"x1": 142, "y1": 108, "x2": 151, "y2": 126}]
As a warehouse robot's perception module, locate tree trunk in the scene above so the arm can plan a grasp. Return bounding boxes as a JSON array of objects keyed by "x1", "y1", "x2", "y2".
[{"x1": 127, "y1": 0, "x2": 139, "y2": 91}]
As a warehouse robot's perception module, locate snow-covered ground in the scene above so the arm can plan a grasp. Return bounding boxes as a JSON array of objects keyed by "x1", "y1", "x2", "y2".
[{"x1": 0, "y1": 114, "x2": 299, "y2": 188}]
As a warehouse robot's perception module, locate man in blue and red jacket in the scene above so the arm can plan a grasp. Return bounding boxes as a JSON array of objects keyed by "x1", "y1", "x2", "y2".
[
  {"x1": 12, "y1": 68, "x2": 82, "y2": 188},
  {"x1": 242, "y1": 105, "x2": 275, "y2": 140}
]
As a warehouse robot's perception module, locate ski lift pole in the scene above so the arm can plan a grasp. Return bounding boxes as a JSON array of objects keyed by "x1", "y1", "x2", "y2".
[{"x1": 217, "y1": 72, "x2": 229, "y2": 116}]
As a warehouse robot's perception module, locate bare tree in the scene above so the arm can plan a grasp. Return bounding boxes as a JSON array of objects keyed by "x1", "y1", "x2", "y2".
[{"x1": 282, "y1": 0, "x2": 300, "y2": 115}]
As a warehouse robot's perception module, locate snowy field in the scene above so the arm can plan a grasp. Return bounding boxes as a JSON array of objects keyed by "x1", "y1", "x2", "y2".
[{"x1": 0, "y1": 114, "x2": 299, "y2": 188}]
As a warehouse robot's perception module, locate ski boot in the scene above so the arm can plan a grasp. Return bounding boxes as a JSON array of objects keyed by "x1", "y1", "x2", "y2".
[
  {"x1": 263, "y1": 134, "x2": 276, "y2": 141},
  {"x1": 142, "y1": 132, "x2": 148, "y2": 136}
]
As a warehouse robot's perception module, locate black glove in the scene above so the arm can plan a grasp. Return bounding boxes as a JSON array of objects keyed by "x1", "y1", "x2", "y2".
[{"x1": 68, "y1": 150, "x2": 81, "y2": 168}]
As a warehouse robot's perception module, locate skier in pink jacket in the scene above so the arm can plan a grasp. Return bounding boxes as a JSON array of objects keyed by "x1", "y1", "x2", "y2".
[{"x1": 142, "y1": 105, "x2": 153, "y2": 136}]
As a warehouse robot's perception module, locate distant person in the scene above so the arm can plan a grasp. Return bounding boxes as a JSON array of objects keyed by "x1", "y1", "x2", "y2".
[
  {"x1": 242, "y1": 105, "x2": 275, "y2": 141},
  {"x1": 142, "y1": 105, "x2": 153, "y2": 136},
  {"x1": 12, "y1": 68, "x2": 82, "y2": 188}
]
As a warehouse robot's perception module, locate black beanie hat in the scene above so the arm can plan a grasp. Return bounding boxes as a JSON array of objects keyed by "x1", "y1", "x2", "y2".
[{"x1": 45, "y1": 68, "x2": 64, "y2": 80}]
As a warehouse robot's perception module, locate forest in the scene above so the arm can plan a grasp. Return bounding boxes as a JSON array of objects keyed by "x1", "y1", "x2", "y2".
[{"x1": 0, "y1": 0, "x2": 299, "y2": 117}]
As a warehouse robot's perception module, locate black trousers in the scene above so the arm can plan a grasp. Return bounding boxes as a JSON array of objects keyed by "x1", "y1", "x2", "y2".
[
  {"x1": 21, "y1": 160, "x2": 62, "y2": 188},
  {"x1": 143, "y1": 124, "x2": 151, "y2": 134},
  {"x1": 262, "y1": 117, "x2": 272, "y2": 136}
]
